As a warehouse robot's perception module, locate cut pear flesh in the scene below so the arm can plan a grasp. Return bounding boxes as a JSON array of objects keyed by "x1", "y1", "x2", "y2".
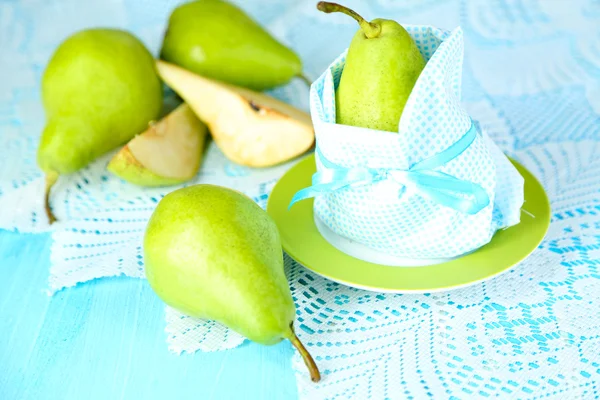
[
  {"x1": 108, "y1": 103, "x2": 207, "y2": 186},
  {"x1": 155, "y1": 60, "x2": 314, "y2": 167}
]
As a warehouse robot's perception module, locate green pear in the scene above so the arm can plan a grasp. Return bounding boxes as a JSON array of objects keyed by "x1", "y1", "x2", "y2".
[
  {"x1": 38, "y1": 28, "x2": 163, "y2": 223},
  {"x1": 107, "y1": 103, "x2": 208, "y2": 187},
  {"x1": 144, "y1": 184, "x2": 321, "y2": 382},
  {"x1": 317, "y1": 2, "x2": 426, "y2": 132},
  {"x1": 160, "y1": 0, "x2": 309, "y2": 91}
]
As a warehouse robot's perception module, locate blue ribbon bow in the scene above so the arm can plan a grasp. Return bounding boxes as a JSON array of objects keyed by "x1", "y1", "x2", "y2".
[{"x1": 288, "y1": 123, "x2": 490, "y2": 215}]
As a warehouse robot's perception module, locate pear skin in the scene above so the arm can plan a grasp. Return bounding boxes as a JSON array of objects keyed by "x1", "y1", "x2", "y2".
[
  {"x1": 317, "y1": 2, "x2": 426, "y2": 132},
  {"x1": 155, "y1": 60, "x2": 314, "y2": 168},
  {"x1": 38, "y1": 28, "x2": 163, "y2": 223},
  {"x1": 160, "y1": 0, "x2": 305, "y2": 91},
  {"x1": 144, "y1": 184, "x2": 320, "y2": 382},
  {"x1": 107, "y1": 146, "x2": 189, "y2": 187},
  {"x1": 108, "y1": 103, "x2": 208, "y2": 187}
]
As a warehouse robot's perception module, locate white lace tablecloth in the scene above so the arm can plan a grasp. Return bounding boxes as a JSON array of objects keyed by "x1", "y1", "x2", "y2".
[{"x1": 2, "y1": 0, "x2": 600, "y2": 398}]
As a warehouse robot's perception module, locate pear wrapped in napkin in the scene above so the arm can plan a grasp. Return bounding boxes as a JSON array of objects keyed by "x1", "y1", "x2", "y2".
[{"x1": 291, "y1": 26, "x2": 525, "y2": 260}]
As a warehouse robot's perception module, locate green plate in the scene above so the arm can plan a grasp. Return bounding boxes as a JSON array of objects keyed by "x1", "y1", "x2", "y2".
[{"x1": 267, "y1": 154, "x2": 551, "y2": 293}]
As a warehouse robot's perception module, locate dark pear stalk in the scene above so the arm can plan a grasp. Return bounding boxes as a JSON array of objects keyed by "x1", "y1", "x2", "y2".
[{"x1": 317, "y1": 2, "x2": 382, "y2": 39}]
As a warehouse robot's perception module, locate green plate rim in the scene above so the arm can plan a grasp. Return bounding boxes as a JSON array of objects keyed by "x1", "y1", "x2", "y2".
[{"x1": 267, "y1": 153, "x2": 551, "y2": 293}]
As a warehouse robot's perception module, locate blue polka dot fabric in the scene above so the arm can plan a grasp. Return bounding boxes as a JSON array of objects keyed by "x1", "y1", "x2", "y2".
[{"x1": 309, "y1": 27, "x2": 525, "y2": 259}]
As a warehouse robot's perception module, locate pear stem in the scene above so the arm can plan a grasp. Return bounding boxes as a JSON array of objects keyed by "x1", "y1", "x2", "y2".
[
  {"x1": 288, "y1": 324, "x2": 321, "y2": 382},
  {"x1": 297, "y1": 73, "x2": 313, "y2": 88},
  {"x1": 44, "y1": 171, "x2": 58, "y2": 224},
  {"x1": 317, "y1": 2, "x2": 381, "y2": 39}
]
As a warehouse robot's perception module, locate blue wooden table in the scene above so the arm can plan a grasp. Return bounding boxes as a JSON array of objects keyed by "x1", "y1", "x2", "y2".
[{"x1": 0, "y1": 230, "x2": 298, "y2": 400}]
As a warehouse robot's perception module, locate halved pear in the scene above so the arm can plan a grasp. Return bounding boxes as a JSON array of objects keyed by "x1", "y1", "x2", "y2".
[
  {"x1": 107, "y1": 103, "x2": 208, "y2": 187},
  {"x1": 155, "y1": 60, "x2": 314, "y2": 168}
]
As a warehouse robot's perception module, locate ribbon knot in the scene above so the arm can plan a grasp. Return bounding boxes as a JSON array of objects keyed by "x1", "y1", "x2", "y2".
[
  {"x1": 374, "y1": 169, "x2": 389, "y2": 181},
  {"x1": 289, "y1": 123, "x2": 491, "y2": 215}
]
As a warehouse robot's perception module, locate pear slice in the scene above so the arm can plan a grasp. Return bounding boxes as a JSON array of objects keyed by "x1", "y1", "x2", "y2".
[
  {"x1": 107, "y1": 103, "x2": 208, "y2": 187},
  {"x1": 155, "y1": 60, "x2": 315, "y2": 168}
]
